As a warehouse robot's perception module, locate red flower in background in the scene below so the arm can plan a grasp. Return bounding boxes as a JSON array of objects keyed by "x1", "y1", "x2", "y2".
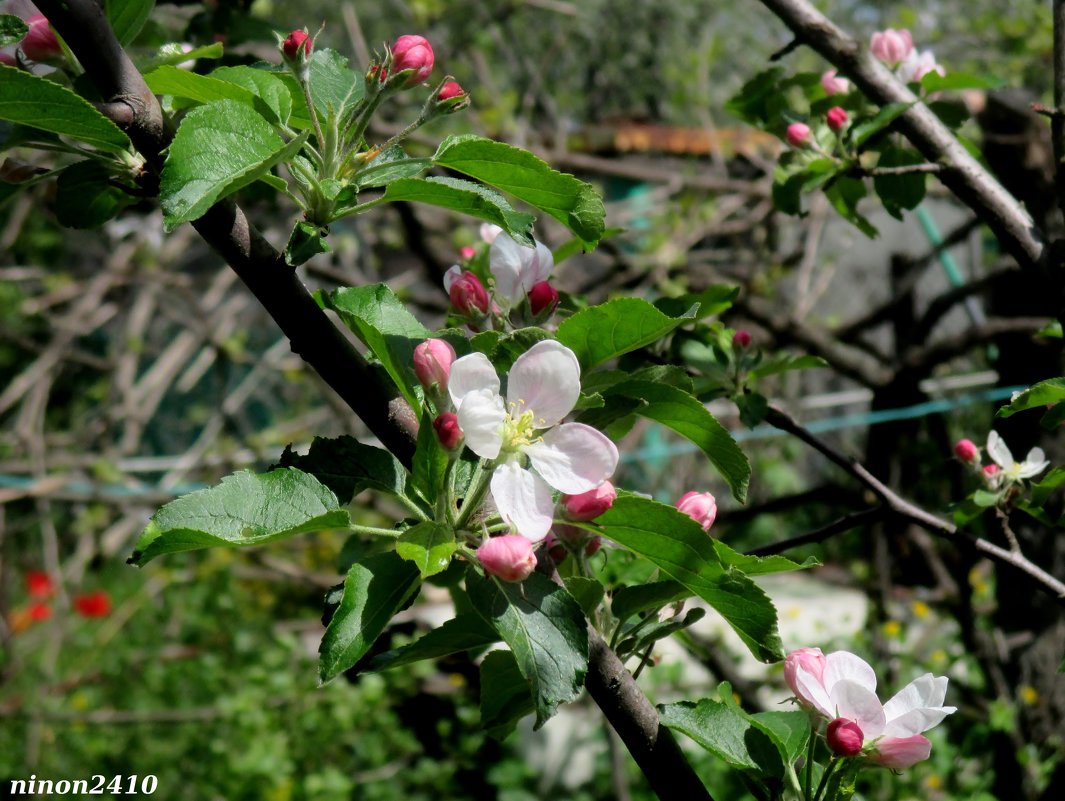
[
  {"x1": 28, "y1": 602, "x2": 52, "y2": 621},
  {"x1": 74, "y1": 591, "x2": 111, "y2": 618},
  {"x1": 26, "y1": 570, "x2": 54, "y2": 598}
]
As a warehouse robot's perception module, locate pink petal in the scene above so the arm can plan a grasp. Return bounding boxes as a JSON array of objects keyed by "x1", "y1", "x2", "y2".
[
  {"x1": 507, "y1": 341, "x2": 581, "y2": 427},
  {"x1": 525, "y1": 423, "x2": 619, "y2": 494},
  {"x1": 490, "y1": 462, "x2": 556, "y2": 541},
  {"x1": 823, "y1": 651, "x2": 878, "y2": 694},
  {"x1": 870, "y1": 735, "x2": 932, "y2": 769},
  {"x1": 830, "y1": 680, "x2": 886, "y2": 737}
]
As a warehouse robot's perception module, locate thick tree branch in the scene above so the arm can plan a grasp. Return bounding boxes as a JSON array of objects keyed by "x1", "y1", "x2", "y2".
[
  {"x1": 757, "y1": 0, "x2": 1047, "y2": 271},
  {"x1": 36, "y1": 0, "x2": 416, "y2": 466}
]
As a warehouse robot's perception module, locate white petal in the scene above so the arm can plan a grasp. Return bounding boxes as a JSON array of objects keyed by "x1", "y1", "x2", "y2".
[
  {"x1": 823, "y1": 651, "x2": 877, "y2": 695},
  {"x1": 525, "y1": 423, "x2": 619, "y2": 494},
  {"x1": 987, "y1": 431, "x2": 1013, "y2": 469},
  {"x1": 794, "y1": 667, "x2": 834, "y2": 719},
  {"x1": 456, "y1": 388, "x2": 506, "y2": 460},
  {"x1": 882, "y1": 674, "x2": 946, "y2": 720},
  {"x1": 1018, "y1": 448, "x2": 1049, "y2": 478},
  {"x1": 448, "y1": 352, "x2": 500, "y2": 407},
  {"x1": 443, "y1": 264, "x2": 462, "y2": 292},
  {"x1": 490, "y1": 462, "x2": 556, "y2": 541},
  {"x1": 830, "y1": 680, "x2": 887, "y2": 737},
  {"x1": 507, "y1": 340, "x2": 581, "y2": 427},
  {"x1": 530, "y1": 241, "x2": 555, "y2": 286},
  {"x1": 489, "y1": 233, "x2": 533, "y2": 307}
]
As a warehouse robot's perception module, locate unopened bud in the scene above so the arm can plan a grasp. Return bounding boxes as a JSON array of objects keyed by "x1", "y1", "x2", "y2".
[
  {"x1": 676, "y1": 491, "x2": 717, "y2": 532},
  {"x1": 544, "y1": 533, "x2": 567, "y2": 564},
  {"x1": 443, "y1": 267, "x2": 490, "y2": 316},
  {"x1": 460, "y1": 245, "x2": 476, "y2": 261},
  {"x1": 786, "y1": 122, "x2": 811, "y2": 148},
  {"x1": 870, "y1": 28, "x2": 913, "y2": 65},
  {"x1": 784, "y1": 647, "x2": 826, "y2": 707},
  {"x1": 983, "y1": 463, "x2": 1000, "y2": 477},
  {"x1": 562, "y1": 481, "x2": 616, "y2": 521},
  {"x1": 436, "y1": 80, "x2": 470, "y2": 112},
  {"x1": 528, "y1": 281, "x2": 560, "y2": 317},
  {"x1": 826, "y1": 106, "x2": 849, "y2": 132},
  {"x1": 367, "y1": 64, "x2": 388, "y2": 84},
  {"x1": 954, "y1": 438, "x2": 979, "y2": 463},
  {"x1": 281, "y1": 29, "x2": 312, "y2": 61},
  {"x1": 821, "y1": 69, "x2": 850, "y2": 96},
  {"x1": 732, "y1": 329, "x2": 752, "y2": 349},
  {"x1": 390, "y1": 34, "x2": 434, "y2": 86},
  {"x1": 21, "y1": 15, "x2": 62, "y2": 62},
  {"x1": 827, "y1": 718, "x2": 864, "y2": 757},
  {"x1": 433, "y1": 412, "x2": 462, "y2": 450},
  {"x1": 413, "y1": 338, "x2": 456, "y2": 392},
  {"x1": 476, "y1": 534, "x2": 536, "y2": 582}
]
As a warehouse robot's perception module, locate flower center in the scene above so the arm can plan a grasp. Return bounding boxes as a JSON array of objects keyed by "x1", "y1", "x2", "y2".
[{"x1": 501, "y1": 404, "x2": 540, "y2": 452}]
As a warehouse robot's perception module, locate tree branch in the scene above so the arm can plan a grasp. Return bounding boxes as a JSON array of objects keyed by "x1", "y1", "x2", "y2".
[{"x1": 757, "y1": 0, "x2": 1047, "y2": 271}]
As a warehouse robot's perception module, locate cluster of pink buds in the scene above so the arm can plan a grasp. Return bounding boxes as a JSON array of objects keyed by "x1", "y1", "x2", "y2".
[
  {"x1": 870, "y1": 28, "x2": 945, "y2": 83},
  {"x1": 412, "y1": 338, "x2": 466, "y2": 450},
  {"x1": 820, "y1": 69, "x2": 850, "y2": 96}
]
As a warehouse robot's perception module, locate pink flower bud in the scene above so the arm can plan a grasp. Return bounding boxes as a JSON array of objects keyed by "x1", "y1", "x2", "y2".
[
  {"x1": 784, "y1": 647, "x2": 826, "y2": 705},
  {"x1": 827, "y1": 718, "x2": 864, "y2": 757},
  {"x1": 821, "y1": 69, "x2": 850, "y2": 96},
  {"x1": 785, "y1": 122, "x2": 811, "y2": 148},
  {"x1": 438, "y1": 80, "x2": 466, "y2": 101},
  {"x1": 368, "y1": 64, "x2": 388, "y2": 83},
  {"x1": 954, "y1": 438, "x2": 979, "y2": 463},
  {"x1": 528, "y1": 281, "x2": 560, "y2": 317},
  {"x1": 281, "y1": 29, "x2": 312, "y2": 61},
  {"x1": 870, "y1": 29, "x2": 913, "y2": 65},
  {"x1": 21, "y1": 15, "x2": 62, "y2": 62},
  {"x1": 413, "y1": 338, "x2": 456, "y2": 391},
  {"x1": 676, "y1": 491, "x2": 717, "y2": 532},
  {"x1": 444, "y1": 268, "x2": 490, "y2": 315},
  {"x1": 562, "y1": 481, "x2": 616, "y2": 521},
  {"x1": 0, "y1": 53, "x2": 16, "y2": 67},
  {"x1": 544, "y1": 533, "x2": 568, "y2": 563},
  {"x1": 391, "y1": 35, "x2": 434, "y2": 86},
  {"x1": 477, "y1": 534, "x2": 537, "y2": 582},
  {"x1": 868, "y1": 734, "x2": 932, "y2": 768},
  {"x1": 460, "y1": 246, "x2": 476, "y2": 260},
  {"x1": 983, "y1": 463, "x2": 1000, "y2": 476},
  {"x1": 585, "y1": 536, "x2": 602, "y2": 556},
  {"x1": 732, "y1": 329, "x2": 752, "y2": 348},
  {"x1": 432, "y1": 412, "x2": 462, "y2": 450},
  {"x1": 826, "y1": 106, "x2": 849, "y2": 132}
]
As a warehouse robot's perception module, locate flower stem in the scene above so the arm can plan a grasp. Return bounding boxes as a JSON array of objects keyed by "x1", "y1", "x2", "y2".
[
  {"x1": 455, "y1": 459, "x2": 493, "y2": 531},
  {"x1": 804, "y1": 722, "x2": 817, "y2": 801},
  {"x1": 348, "y1": 523, "x2": 402, "y2": 537},
  {"x1": 812, "y1": 757, "x2": 838, "y2": 801}
]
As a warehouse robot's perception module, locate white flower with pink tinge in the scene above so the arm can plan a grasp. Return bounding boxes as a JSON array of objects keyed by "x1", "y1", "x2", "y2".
[
  {"x1": 490, "y1": 233, "x2": 554, "y2": 311},
  {"x1": 448, "y1": 340, "x2": 618, "y2": 541},
  {"x1": 986, "y1": 431, "x2": 1049, "y2": 483},
  {"x1": 785, "y1": 648, "x2": 956, "y2": 768}
]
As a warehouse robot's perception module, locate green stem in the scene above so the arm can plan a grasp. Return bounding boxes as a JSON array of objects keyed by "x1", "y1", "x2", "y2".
[
  {"x1": 812, "y1": 757, "x2": 838, "y2": 801},
  {"x1": 785, "y1": 762, "x2": 803, "y2": 801},
  {"x1": 436, "y1": 457, "x2": 457, "y2": 524},
  {"x1": 630, "y1": 642, "x2": 655, "y2": 680},
  {"x1": 396, "y1": 492, "x2": 431, "y2": 522},
  {"x1": 804, "y1": 722, "x2": 817, "y2": 801},
  {"x1": 348, "y1": 523, "x2": 402, "y2": 537},
  {"x1": 298, "y1": 75, "x2": 328, "y2": 167},
  {"x1": 455, "y1": 459, "x2": 493, "y2": 530}
]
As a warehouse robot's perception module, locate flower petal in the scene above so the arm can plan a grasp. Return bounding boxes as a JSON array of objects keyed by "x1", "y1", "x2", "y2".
[
  {"x1": 882, "y1": 674, "x2": 956, "y2": 736},
  {"x1": 443, "y1": 264, "x2": 462, "y2": 292},
  {"x1": 449, "y1": 352, "x2": 500, "y2": 407},
  {"x1": 525, "y1": 423, "x2": 618, "y2": 494},
  {"x1": 823, "y1": 651, "x2": 878, "y2": 695},
  {"x1": 830, "y1": 680, "x2": 886, "y2": 737},
  {"x1": 531, "y1": 240, "x2": 554, "y2": 286},
  {"x1": 794, "y1": 667, "x2": 834, "y2": 719},
  {"x1": 489, "y1": 233, "x2": 533, "y2": 307},
  {"x1": 870, "y1": 735, "x2": 932, "y2": 769},
  {"x1": 490, "y1": 461, "x2": 556, "y2": 541},
  {"x1": 1018, "y1": 448, "x2": 1049, "y2": 478},
  {"x1": 507, "y1": 340, "x2": 581, "y2": 426},
  {"x1": 456, "y1": 388, "x2": 506, "y2": 459},
  {"x1": 987, "y1": 431, "x2": 1013, "y2": 470}
]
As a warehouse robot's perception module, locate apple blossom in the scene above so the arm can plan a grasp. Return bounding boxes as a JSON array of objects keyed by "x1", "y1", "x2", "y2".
[
  {"x1": 413, "y1": 338, "x2": 456, "y2": 392},
  {"x1": 786, "y1": 648, "x2": 956, "y2": 768},
  {"x1": 281, "y1": 29, "x2": 312, "y2": 60},
  {"x1": 528, "y1": 281, "x2": 559, "y2": 317},
  {"x1": 954, "y1": 438, "x2": 979, "y2": 463},
  {"x1": 827, "y1": 106, "x2": 849, "y2": 132},
  {"x1": 821, "y1": 69, "x2": 850, "y2": 95},
  {"x1": 443, "y1": 266, "x2": 490, "y2": 315},
  {"x1": 21, "y1": 15, "x2": 62, "y2": 62},
  {"x1": 732, "y1": 329, "x2": 752, "y2": 349},
  {"x1": 391, "y1": 35, "x2": 434, "y2": 86},
  {"x1": 433, "y1": 412, "x2": 463, "y2": 450},
  {"x1": 448, "y1": 340, "x2": 618, "y2": 541},
  {"x1": 785, "y1": 122, "x2": 810, "y2": 148},
  {"x1": 898, "y1": 49, "x2": 945, "y2": 83},
  {"x1": 490, "y1": 232, "x2": 554, "y2": 311},
  {"x1": 477, "y1": 534, "x2": 536, "y2": 582},
  {"x1": 827, "y1": 717, "x2": 864, "y2": 757},
  {"x1": 480, "y1": 223, "x2": 502, "y2": 244},
  {"x1": 676, "y1": 491, "x2": 717, "y2": 532},
  {"x1": 986, "y1": 430, "x2": 1049, "y2": 483},
  {"x1": 562, "y1": 481, "x2": 616, "y2": 521},
  {"x1": 784, "y1": 647, "x2": 827, "y2": 708},
  {"x1": 870, "y1": 28, "x2": 913, "y2": 65},
  {"x1": 460, "y1": 245, "x2": 476, "y2": 260}
]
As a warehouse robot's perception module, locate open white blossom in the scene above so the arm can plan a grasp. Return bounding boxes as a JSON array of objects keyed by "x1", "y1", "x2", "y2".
[
  {"x1": 489, "y1": 233, "x2": 554, "y2": 310},
  {"x1": 987, "y1": 430, "x2": 1049, "y2": 482},
  {"x1": 448, "y1": 340, "x2": 618, "y2": 540}
]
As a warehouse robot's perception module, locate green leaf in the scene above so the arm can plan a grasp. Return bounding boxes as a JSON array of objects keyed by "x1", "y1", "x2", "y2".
[
  {"x1": 851, "y1": 102, "x2": 913, "y2": 148},
  {"x1": 659, "y1": 696, "x2": 787, "y2": 777},
  {"x1": 130, "y1": 468, "x2": 348, "y2": 566},
  {"x1": 396, "y1": 522, "x2": 456, "y2": 578},
  {"x1": 467, "y1": 571, "x2": 588, "y2": 727},
  {"x1": 144, "y1": 42, "x2": 224, "y2": 71},
  {"x1": 873, "y1": 147, "x2": 927, "y2": 219},
  {"x1": 412, "y1": 410, "x2": 449, "y2": 505},
  {"x1": 479, "y1": 650, "x2": 536, "y2": 739},
  {"x1": 160, "y1": 99, "x2": 308, "y2": 229},
  {"x1": 54, "y1": 160, "x2": 131, "y2": 229},
  {"x1": 0, "y1": 65, "x2": 131, "y2": 153},
  {"x1": 305, "y1": 48, "x2": 364, "y2": 120},
  {"x1": 284, "y1": 220, "x2": 331, "y2": 266},
  {"x1": 277, "y1": 435, "x2": 410, "y2": 505},
  {"x1": 1041, "y1": 402, "x2": 1065, "y2": 431},
  {"x1": 319, "y1": 551, "x2": 421, "y2": 684},
  {"x1": 322, "y1": 284, "x2": 430, "y2": 409},
  {"x1": 353, "y1": 147, "x2": 428, "y2": 190},
  {"x1": 736, "y1": 391, "x2": 769, "y2": 428},
  {"x1": 747, "y1": 354, "x2": 828, "y2": 380},
  {"x1": 433, "y1": 134, "x2": 605, "y2": 246},
  {"x1": 921, "y1": 72, "x2": 1001, "y2": 92},
  {"x1": 618, "y1": 608, "x2": 706, "y2": 658},
  {"x1": 563, "y1": 576, "x2": 606, "y2": 618},
  {"x1": 377, "y1": 176, "x2": 535, "y2": 245},
  {"x1": 605, "y1": 381, "x2": 750, "y2": 502},
  {"x1": 654, "y1": 285, "x2": 739, "y2": 320},
  {"x1": 369, "y1": 613, "x2": 499, "y2": 671},
  {"x1": 594, "y1": 496, "x2": 783, "y2": 661},
  {"x1": 611, "y1": 580, "x2": 690, "y2": 624},
  {"x1": 556, "y1": 298, "x2": 697, "y2": 370},
  {"x1": 725, "y1": 67, "x2": 787, "y2": 126},
  {"x1": 0, "y1": 14, "x2": 28, "y2": 47},
  {"x1": 106, "y1": 0, "x2": 155, "y2": 46},
  {"x1": 997, "y1": 378, "x2": 1065, "y2": 418},
  {"x1": 1032, "y1": 466, "x2": 1065, "y2": 508},
  {"x1": 211, "y1": 65, "x2": 293, "y2": 125},
  {"x1": 825, "y1": 176, "x2": 877, "y2": 237},
  {"x1": 751, "y1": 711, "x2": 811, "y2": 766},
  {"x1": 146, "y1": 65, "x2": 259, "y2": 106},
  {"x1": 711, "y1": 540, "x2": 816, "y2": 577}
]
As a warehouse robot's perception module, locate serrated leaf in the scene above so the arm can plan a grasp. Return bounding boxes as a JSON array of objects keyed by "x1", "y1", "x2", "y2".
[
  {"x1": 825, "y1": 176, "x2": 877, "y2": 237},
  {"x1": 618, "y1": 608, "x2": 706, "y2": 658},
  {"x1": 305, "y1": 48, "x2": 364, "y2": 120},
  {"x1": 146, "y1": 65, "x2": 259, "y2": 106},
  {"x1": 480, "y1": 650, "x2": 536, "y2": 739},
  {"x1": 354, "y1": 147, "x2": 428, "y2": 190},
  {"x1": 611, "y1": 580, "x2": 690, "y2": 624},
  {"x1": 211, "y1": 65, "x2": 292, "y2": 125},
  {"x1": 997, "y1": 378, "x2": 1065, "y2": 418},
  {"x1": 412, "y1": 410, "x2": 449, "y2": 505},
  {"x1": 322, "y1": 284, "x2": 430, "y2": 410},
  {"x1": 54, "y1": 160, "x2": 131, "y2": 229},
  {"x1": 0, "y1": 14, "x2": 28, "y2": 47},
  {"x1": 750, "y1": 711, "x2": 811, "y2": 766},
  {"x1": 160, "y1": 99, "x2": 308, "y2": 229},
  {"x1": 556, "y1": 297, "x2": 697, "y2": 370},
  {"x1": 594, "y1": 496, "x2": 783, "y2": 661},
  {"x1": 711, "y1": 540, "x2": 815, "y2": 576},
  {"x1": 724, "y1": 67, "x2": 787, "y2": 126},
  {"x1": 921, "y1": 72, "x2": 1001, "y2": 92},
  {"x1": 285, "y1": 220, "x2": 331, "y2": 266},
  {"x1": 433, "y1": 134, "x2": 605, "y2": 246},
  {"x1": 319, "y1": 551, "x2": 421, "y2": 683},
  {"x1": 563, "y1": 576, "x2": 605, "y2": 618},
  {"x1": 659, "y1": 697, "x2": 787, "y2": 777},
  {"x1": 369, "y1": 613, "x2": 499, "y2": 671},
  {"x1": 468, "y1": 571, "x2": 588, "y2": 728},
  {"x1": 605, "y1": 380, "x2": 750, "y2": 502},
  {"x1": 851, "y1": 102, "x2": 912, "y2": 148},
  {"x1": 144, "y1": 42, "x2": 224, "y2": 71},
  {"x1": 396, "y1": 522, "x2": 456, "y2": 578},
  {"x1": 277, "y1": 435, "x2": 410, "y2": 505},
  {"x1": 130, "y1": 468, "x2": 348, "y2": 566},
  {"x1": 107, "y1": 0, "x2": 154, "y2": 46},
  {"x1": 376, "y1": 176, "x2": 535, "y2": 245},
  {"x1": 0, "y1": 65, "x2": 131, "y2": 153}
]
